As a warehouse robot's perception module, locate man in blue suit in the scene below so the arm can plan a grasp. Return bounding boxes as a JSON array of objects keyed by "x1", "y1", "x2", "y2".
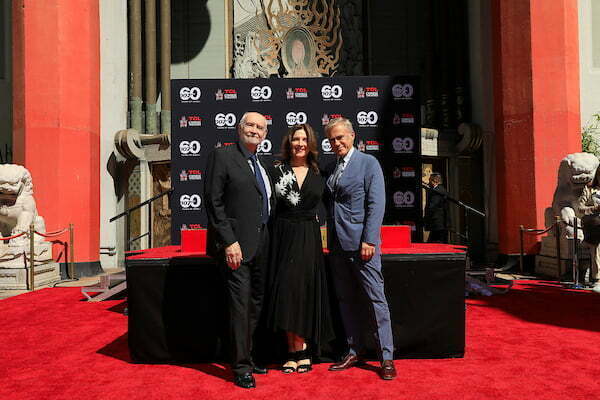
[{"x1": 324, "y1": 117, "x2": 396, "y2": 380}]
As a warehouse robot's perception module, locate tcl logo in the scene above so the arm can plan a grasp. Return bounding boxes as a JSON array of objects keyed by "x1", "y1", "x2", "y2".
[
  {"x1": 215, "y1": 113, "x2": 237, "y2": 127},
  {"x1": 179, "y1": 140, "x2": 201, "y2": 155},
  {"x1": 357, "y1": 111, "x2": 378, "y2": 125},
  {"x1": 257, "y1": 139, "x2": 272, "y2": 153},
  {"x1": 321, "y1": 138, "x2": 332, "y2": 152},
  {"x1": 392, "y1": 137, "x2": 415, "y2": 153},
  {"x1": 393, "y1": 191, "x2": 415, "y2": 208},
  {"x1": 180, "y1": 194, "x2": 202, "y2": 209},
  {"x1": 286, "y1": 112, "x2": 308, "y2": 125},
  {"x1": 392, "y1": 83, "x2": 414, "y2": 99},
  {"x1": 251, "y1": 86, "x2": 272, "y2": 100},
  {"x1": 321, "y1": 84, "x2": 342, "y2": 99},
  {"x1": 179, "y1": 87, "x2": 201, "y2": 101}
]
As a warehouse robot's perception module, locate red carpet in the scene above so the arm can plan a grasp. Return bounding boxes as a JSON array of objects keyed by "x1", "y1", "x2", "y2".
[{"x1": 1, "y1": 280, "x2": 599, "y2": 399}]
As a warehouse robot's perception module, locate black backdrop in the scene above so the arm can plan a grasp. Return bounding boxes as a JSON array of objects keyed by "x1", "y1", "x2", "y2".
[{"x1": 171, "y1": 76, "x2": 421, "y2": 244}]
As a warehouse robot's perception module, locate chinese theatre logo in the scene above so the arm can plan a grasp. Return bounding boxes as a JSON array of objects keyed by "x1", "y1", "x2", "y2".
[
  {"x1": 179, "y1": 116, "x2": 188, "y2": 128},
  {"x1": 180, "y1": 170, "x2": 202, "y2": 181},
  {"x1": 357, "y1": 87, "x2": 378, "y2": 99}
]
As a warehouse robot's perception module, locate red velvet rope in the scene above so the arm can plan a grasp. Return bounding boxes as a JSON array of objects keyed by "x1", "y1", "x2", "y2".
[
  {"x1": 0, "y1": 232, "x2": 27, "y2": 240},
  {"x1": 34, "y1": 228, "x2": 69, "y2": 238}
]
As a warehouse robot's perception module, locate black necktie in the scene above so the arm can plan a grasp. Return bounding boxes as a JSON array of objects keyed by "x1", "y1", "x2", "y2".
[{"x1": 250, "y1": 154, "x2": 269, "y2": 224}]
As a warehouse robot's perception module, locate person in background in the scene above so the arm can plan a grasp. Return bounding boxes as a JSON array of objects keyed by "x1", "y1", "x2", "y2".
[{"x1": 424, "y1": 172, "x2": 449, "y2": 243}]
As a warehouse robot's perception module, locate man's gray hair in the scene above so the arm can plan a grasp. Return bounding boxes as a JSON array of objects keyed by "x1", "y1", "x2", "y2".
[
  {"x1": 324, "y1": 117, "x2": 354, "y2": 136},
  {"x1": 238, "y1": 111, "x2": 267, "y2": 132},
  {"x1": 238, "y1": 112, "x2": 250, "y2": 130}
]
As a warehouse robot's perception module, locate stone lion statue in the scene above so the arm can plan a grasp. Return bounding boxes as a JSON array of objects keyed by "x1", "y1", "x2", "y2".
[
  {"x1": 546, "y1": 152, "x2": 600, "y2": 239},
  {"x1": 0, "y1": 164, "x2": 46, "y2": 250}
]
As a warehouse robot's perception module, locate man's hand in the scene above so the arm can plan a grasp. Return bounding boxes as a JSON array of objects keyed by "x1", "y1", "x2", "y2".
[
  {"x1": 361, "y1": 242, "x2": 375, "y2": 261},
  {"x1": 225, "y1": 241, "x2": 243, "y2": 270}
]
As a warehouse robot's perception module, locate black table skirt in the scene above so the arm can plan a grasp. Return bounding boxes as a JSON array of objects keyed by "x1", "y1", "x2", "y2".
[{"x1": 126, "y1": 253, "x2": 465, "y2": 363}]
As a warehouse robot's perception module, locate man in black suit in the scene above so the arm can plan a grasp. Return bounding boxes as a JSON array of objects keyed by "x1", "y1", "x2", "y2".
[
  {"x1": 424, "y1": 172, "x2": 449, "y2": 243},
  {"x1": 204, "y1": 111, "x2": 274, "y2": 389}
]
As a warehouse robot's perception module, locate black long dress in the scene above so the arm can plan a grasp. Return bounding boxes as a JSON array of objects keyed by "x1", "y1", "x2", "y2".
[{"x1": 265, "y1": 163, "x2": 334, "y2": 352}]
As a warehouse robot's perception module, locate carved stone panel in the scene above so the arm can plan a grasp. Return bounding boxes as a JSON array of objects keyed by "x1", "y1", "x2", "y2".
[{"x1": 232, "y1": 0, "x2": 343, "y2": 78}]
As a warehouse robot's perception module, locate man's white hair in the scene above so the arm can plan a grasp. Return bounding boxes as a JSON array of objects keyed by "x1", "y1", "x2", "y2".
[
  {"x1": 238, "y1": 111, "x2": 267, "y2": 131},
  {"x1": 324, "y1": 117, "x2": 354, "y2": 136}
]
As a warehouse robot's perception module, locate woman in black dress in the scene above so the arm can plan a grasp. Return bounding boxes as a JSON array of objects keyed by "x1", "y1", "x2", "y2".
[{"x1": 266, "y1": 123, "x2": 334, "y2": 373}]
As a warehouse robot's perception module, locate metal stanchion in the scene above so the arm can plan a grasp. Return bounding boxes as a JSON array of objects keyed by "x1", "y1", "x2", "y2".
[
  {"x1": 29, "y1": 224, "x2": 35, "y2": 291},
  {"x1": 519, "y1": 225, "x2": 525, "y2": 273},
  {"x1": 69, "y1": 224, "x2": 75, "y2": 279},
  {"x1": 572, "y1": 220, "x2": 583, "y2": 289},
  {"x1": 555, "y1": 216, "x2": 562, "y2": 274}
]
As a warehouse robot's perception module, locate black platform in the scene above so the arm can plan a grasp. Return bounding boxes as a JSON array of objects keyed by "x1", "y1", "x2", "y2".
[{"x1": 126, "y1": 246, "x2": 466, "y2": 363}]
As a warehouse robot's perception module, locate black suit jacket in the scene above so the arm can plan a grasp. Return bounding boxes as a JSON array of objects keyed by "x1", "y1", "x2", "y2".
[
  {"x1": 424, "y1": 184, "x2": 449, "y2": 231},
  {"x1": 204, "y1": 143, "x2": 275, "y2": 261}
]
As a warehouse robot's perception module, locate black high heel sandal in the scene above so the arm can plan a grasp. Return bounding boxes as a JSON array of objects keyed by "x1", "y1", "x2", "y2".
[
  {"x1": 296, "y1": 349, "x2": 312, "y2": 373},
  {"x1": 281, "y1": 352, "x2": 298, "y2": 374}
]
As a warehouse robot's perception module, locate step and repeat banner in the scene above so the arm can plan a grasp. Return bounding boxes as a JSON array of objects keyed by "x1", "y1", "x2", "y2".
[{"x1": 171, "y1": 76, "x2": 421, "y2": 244}]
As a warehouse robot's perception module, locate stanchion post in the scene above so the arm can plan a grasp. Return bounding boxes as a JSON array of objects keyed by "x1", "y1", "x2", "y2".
[
  {"x1": 572, "y1": 220, "x2": 579, "y2": 286},
  {"x1": 519, "y1": 225, "x2": 525, "y2": 273},
  {"x1": 29, "y1": 224, "x2": 35, "y2": 291},
  {"x1": 555, "y1": 216, "x2": 561, "y2": 277},
  {"x1": 69, "y1": 224, "x2": 75, "y2": 279}
]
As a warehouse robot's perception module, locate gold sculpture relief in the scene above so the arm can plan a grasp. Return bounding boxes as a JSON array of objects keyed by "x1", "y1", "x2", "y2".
[{"x1": 258, "y1": 0, "x2": 343, "y2": 77}]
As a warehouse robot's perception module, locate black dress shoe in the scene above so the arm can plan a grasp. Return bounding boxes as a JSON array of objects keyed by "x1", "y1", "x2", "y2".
[
  {"x1": 233, "y1": 373, "x2": 256, "y2": 389},
  {"x1": 253, "y1": 365, "x2": 268, "y2": 374},
  {"x1": 328, "y1": 354, "x2": 363, "y2": 371}
]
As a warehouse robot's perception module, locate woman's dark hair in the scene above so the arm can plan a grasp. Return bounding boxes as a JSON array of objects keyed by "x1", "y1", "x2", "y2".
[{"x1": 280, "y1": 123, "x2": 320, "y2": 174}]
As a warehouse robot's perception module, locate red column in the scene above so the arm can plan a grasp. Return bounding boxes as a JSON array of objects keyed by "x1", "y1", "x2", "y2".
[
  {"x1": 12, "y1": 1, "x2": 100, "y2": 270},
  {"x1": 492, "y1": 0, "x2": 581, "y2": 254}
]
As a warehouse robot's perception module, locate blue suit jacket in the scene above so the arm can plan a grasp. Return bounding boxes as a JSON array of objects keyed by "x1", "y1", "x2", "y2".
[{"x1": 325, "y1": 149, "x2": 386, "y2": 252}]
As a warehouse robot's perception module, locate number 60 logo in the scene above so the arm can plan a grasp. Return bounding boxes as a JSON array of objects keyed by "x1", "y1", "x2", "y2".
[{"x1": 180, "y1": 194, "x2": 202, "y2": 209}]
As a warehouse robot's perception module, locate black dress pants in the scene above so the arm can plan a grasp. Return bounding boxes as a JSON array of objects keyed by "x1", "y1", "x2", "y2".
[
  {"x1": 428, "y1": 229, "x2": 448, "y2": 243},
  {"x1": 222, "y1": 227, "x2": 270, "y2": 376}
]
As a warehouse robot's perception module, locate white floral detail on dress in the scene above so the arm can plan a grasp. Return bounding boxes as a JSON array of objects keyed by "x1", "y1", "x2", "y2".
[
  {"x1": 287, "y1": 190, "x2": 300, "y2": 206},
  {"x1": 275, "y1": 179, "x2": 287, "y2": 197},
  {"x1": 279, "y1": 170, "x2": 295, "y2": 187},
  {"x1": 274, "y1": 165, "x2": 301, "y2": 205}
]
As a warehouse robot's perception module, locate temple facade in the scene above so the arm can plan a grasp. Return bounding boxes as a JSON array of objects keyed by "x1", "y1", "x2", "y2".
[{"x1": 0, "y1": 0, "x2": 594, "y2": 274}]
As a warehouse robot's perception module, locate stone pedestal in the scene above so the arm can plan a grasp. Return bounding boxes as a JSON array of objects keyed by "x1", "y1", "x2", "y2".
[
  {"x1": 535, "y1": 236, "x2": 590, "y2": 278},
  {"x1": 0, "y1": 242, "x2": 61, "y2": 289}
]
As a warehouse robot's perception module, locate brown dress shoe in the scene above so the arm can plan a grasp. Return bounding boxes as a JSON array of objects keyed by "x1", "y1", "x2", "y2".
[
  {"x1": 380, "y1": 360, "x2": 397, "y2": 380},
  {"x1": 328, "y1": 354, "x2": 362, "y2": 371}
]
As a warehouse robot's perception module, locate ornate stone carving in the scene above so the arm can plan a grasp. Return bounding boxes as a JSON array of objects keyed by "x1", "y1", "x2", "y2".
[
  {"x1": 233, "y1": 31, "x2": 273, "y2": 78},
  {"x1": 0, "y1": 164, "x2": 47, "y2": 252},
  {"x1": 0, "y1": 164, "x2": 59, "y2": 290},
  {"x1": 232, "y1": 0, "x2": 343, "y2": 78},
  {"x1": 549, "y1": 153, "x2": 599, "y2": 240}
]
